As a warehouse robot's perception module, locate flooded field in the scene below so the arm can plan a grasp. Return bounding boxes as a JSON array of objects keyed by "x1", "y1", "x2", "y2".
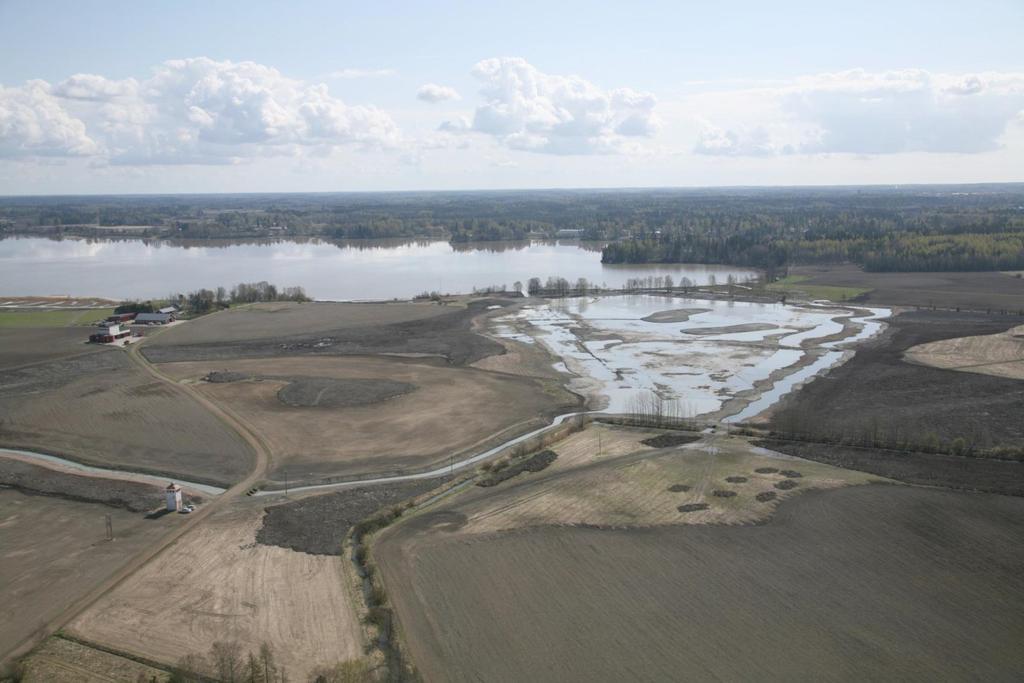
[{"x1": 493, "y1": 294, "x2": 889, "y2": 421}]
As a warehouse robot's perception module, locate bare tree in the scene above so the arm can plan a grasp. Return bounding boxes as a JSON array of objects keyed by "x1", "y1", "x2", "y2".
[{"x1": 210, "y1": 641, "x2": 243, "y2": 683}]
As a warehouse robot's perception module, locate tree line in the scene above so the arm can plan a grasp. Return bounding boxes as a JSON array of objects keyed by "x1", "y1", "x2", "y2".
[{"x1": 115, "y1": 281, "x2": 309, "y2": 316}]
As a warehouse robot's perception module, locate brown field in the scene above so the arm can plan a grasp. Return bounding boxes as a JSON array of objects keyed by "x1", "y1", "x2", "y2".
[
  {"x1": 0, "y1": 327, "x2": 102, "y2": 370},
  {"x1": 143, "y1": 298, "x2": 506, "y2": 366},
  {"x1": 21, "y1": 637, "x2": 169, "y2": 683},
  {"x1": 905, "y1": 323, "x2": 1024, "y2": 379},
  {"x1": 68, "y1": 499, "x2": 365, "y2": 682},
  {"x1": 789, "y1": 264, "x2": 1024, "y2": 311},
  {"x1": 423, "y1": 425, "x2": 878, "y2": 533},
  {"x1": 0, "y1": 351, "x2": 255, "y2": 486},
  {"x1": 151, "y1": 300, "x2": 453, "y2": 346},
  {"x1": 768, "y1": 310, "x2": 1024, "y2": 451},
  {"x1": 158, "y1": 355, "x2": 577, "y2": 485},
  {"x1": 0, "y1": 489, "x2": 177, "y2": 662},
  {"x1": 377, "y1": 485, "x2": 1024, "y2": 682}
]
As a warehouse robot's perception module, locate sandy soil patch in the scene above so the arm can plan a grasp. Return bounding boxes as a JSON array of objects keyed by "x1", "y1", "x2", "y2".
[
  {"x1": 68, "y1": 500, "x2": 363, "y2": 681},
  {"x1": 377, "y1": 485, "x2": 1024, "y2": 682},
  {"x1": 905, "y1": 324, "x2": 1024, "y2": 379},
  {"x1": 0, "y1": 489, "x2": 175, "y2": 661},
  {"x1": 0, "y1": 352, "x2": 255, "y2": 486},
  {"x1": 159, "y1": 356, "x2": 576, "y2": 485}
]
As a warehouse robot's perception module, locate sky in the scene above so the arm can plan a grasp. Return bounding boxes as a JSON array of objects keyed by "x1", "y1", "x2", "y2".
[{"x1": 0, "y1": 0, "x2": 1022, "y2": 194}]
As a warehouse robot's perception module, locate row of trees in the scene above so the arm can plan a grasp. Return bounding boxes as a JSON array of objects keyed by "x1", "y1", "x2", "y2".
[
  {"x1": 116, "y1": 281, "x2": 309, "y2": 317},
  {"x1": 167, "y1": 640, "x2": 373, "y2": 683}
]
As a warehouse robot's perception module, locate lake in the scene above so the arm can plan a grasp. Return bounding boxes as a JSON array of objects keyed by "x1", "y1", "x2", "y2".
[{"x1": 0, "y1": 237, "x2": 757, "y2": 301}]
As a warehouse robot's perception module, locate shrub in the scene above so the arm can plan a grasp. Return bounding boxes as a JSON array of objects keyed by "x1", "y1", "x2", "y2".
[
  {"x1": 678, "y1": 503, "x2": 710, "y2": 513},
  {"x1": 712, "y1": 490, "x2": 737, "y2": 498},
  {"x1": 754, "y1": 467, "x2": 779, "y2": 474},
  {"x1": 779, "y1": 469, "x2": 803, "y2": 478},
  {"x1": 756, "y1": 491, "x2": 777, "y2": 502},
  {"x1": 667, "y1": 484, "x2": 691, "y2": 492},
  {"x1": 725, "y1": 476, "x2": 748, "y2": 483},
  {"x1": 775, "y1": 479, "x2": 799, "y2": 490}
]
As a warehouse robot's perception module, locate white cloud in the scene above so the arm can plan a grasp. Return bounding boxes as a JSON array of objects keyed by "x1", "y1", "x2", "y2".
[
  {"x1": 326, "y1": 68, "x2": 396, "y2": 79},
  {"x1": 0, "y1": 81, "x2": 99, "y2": 157},
  {"x1": 443, "y1": 57, "x2": 659, "y2": 155},
  {"x1": 694, "y1": 69, "x2": 1024, "y2": 157},
  {"x1": 0, "y1": 57, "x2": 401, "y2": 165},
  {"x1": 417, "y1": 83, "x2": 461, "y2": 103}
]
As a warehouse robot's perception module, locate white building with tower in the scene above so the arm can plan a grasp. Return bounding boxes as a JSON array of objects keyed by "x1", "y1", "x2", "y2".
[{"x1": 165, "y1": 483, "x2": 182, "y2": 512}]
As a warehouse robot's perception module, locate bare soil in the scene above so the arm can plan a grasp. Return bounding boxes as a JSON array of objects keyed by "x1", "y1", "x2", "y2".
[
  {"x1": 257, "y1": 477, "x2": 450, "y2": 555},
  {"x1": 768, "y1": 310, "x2": 1024, "y2": 450},
  {"x1": 790, "y1": 264, "x2": 1024, "y2": 312},
  {"x1": 0, "y1": 352, "x2": 255, "y2": 486},
  {"x1": 377, "y1": 485, "x2": 1024, "y2": 682},
  {"x1": 159, "y1": 355, "x2": 577, "y2": 485},
  {"x1": 755, "y1": 439, "x2": 1024, "y2": 496},
  {"x1": 144, "y1": 299, "x2": 512, "y2": 366},
  {"x1": 151, "y1": 300, "x2": 453, "y2": 346},
  {"x1": 0, "y1": 489, "x2": 175, "y2": 662},
  {"x1": 68, "y1": 500, "x2": 364, "y2": 682},
  {"x1": 0, "y1": 328, "x2": 102, "y2": 370}
]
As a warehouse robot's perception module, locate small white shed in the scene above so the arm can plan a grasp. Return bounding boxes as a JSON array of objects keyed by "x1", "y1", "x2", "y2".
[{"x1": 165, "y1": 483, "x2": 182, "y2": 512}]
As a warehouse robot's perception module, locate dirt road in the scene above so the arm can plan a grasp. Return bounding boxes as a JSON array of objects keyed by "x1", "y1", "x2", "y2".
[{"x1": 0, "y1": 328, "x2": 273, "y2": 669}]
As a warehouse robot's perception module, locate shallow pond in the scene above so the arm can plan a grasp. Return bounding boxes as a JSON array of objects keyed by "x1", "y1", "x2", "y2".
[{"x1": 495, "y1": 294, "x2": 890, "y2": 422}]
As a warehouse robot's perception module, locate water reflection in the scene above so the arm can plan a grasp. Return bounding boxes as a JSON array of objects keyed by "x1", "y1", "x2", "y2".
[{"x1": 0, "y1": 236, "x2": 758, "y2": 301}]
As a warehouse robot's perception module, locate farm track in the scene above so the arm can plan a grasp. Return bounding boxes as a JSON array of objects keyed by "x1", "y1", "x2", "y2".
[{"x1": 0, "y1": 319, "x2": 273, "y2": 670}]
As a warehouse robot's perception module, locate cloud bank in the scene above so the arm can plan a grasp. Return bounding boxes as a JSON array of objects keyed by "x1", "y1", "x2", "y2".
[
  {"x1": 443, "y1": 57, "x2": 659, "y2": 154},
  {"x1": 694, "y1": 69, "x2": 1024, "y2": 157},
  {"x1": 0, "y1": 57, "x2": 400, "y2": 164}
]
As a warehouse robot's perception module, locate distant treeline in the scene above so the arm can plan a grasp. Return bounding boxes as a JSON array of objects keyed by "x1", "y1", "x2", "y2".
[
  {"x1": 601, "y1": 203, "x2": 1024, "y2": 274},
  {"x1": 3, "y1": 185, "x2": 1024, "y2": 272}
]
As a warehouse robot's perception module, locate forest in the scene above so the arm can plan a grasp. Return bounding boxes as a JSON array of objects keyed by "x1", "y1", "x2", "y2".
[{"x1": 2, "y1": 184, "x2": 1022, "y2": 273}]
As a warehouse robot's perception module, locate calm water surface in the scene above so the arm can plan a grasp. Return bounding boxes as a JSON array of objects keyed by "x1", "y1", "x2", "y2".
[{"x1": 0, "y1": 237, "x2": 757, "y2": 300}]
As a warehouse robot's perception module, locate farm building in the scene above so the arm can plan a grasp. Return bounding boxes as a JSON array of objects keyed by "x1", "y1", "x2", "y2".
[
  {"x1": 89, "y1": 323, "x2": 132, "y2": 343},
  {"x1": 165, "y1": 483, "x2": 182, "y2": 512},
  {"x1": 135, "y1": 312, "x2": 174, "y2": 324},
  {"x1": 158, "y1": 305, "x2": 179, "y2": 315},
  {"x1": 106, "y1": 312, "x2": 137, "y2": 323}
]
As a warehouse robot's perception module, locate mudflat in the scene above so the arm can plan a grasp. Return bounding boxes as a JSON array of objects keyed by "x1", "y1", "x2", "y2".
[{"x1": 377, "y1": 485, "x2": 1024, "y2": 682}]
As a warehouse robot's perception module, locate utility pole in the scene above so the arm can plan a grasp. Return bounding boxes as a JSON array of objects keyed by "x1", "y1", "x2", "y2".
[
  {"x1": 104, "y1": 514, "x2": 113, "y2": 541},
  {"x1": 284, "y1": 471, "x2": 289, "y2": 497}
]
